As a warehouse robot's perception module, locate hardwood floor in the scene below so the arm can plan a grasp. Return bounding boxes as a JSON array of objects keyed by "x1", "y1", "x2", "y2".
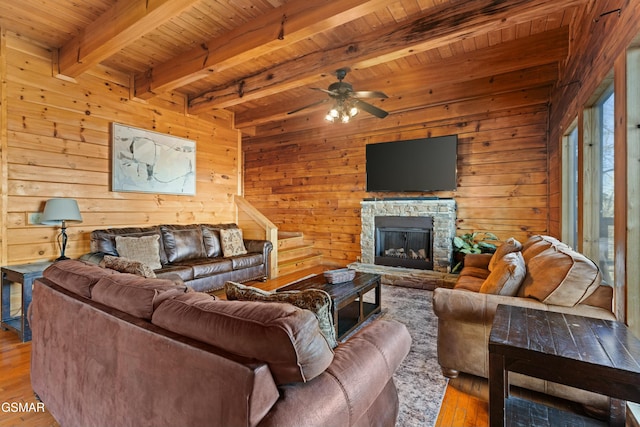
[{"x1": 0, "y1": 266, "x2": 579, "y2": 427}]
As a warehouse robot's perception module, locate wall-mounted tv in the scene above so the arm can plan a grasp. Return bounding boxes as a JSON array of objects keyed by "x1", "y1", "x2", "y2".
[{"x1": 366, "y1": 135, "x2": 457, "y2": 192}]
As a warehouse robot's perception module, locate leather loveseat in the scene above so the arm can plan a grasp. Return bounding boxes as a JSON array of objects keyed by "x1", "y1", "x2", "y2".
[
  {"x1": 30, "y1": 260, "x2": 412, "y2": 427},
  {"x1": 433, "y1": 235, "x2": 616, "y2": 413},
  {"x1": 88, "y1": 223, "x2": 272, "y2": 292}
]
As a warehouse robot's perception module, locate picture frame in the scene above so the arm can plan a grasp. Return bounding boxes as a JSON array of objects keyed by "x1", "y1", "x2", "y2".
[{"x1": 111, "y1": 123, "x2": 196, "y2": 195}]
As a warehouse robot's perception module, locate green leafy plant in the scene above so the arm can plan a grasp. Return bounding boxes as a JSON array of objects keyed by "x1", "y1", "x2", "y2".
[{"x1": 452, "y1": 231, "x2": 499, "y2": 272}]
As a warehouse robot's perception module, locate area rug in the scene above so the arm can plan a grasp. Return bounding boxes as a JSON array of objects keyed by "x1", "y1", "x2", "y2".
[{"x1": 374, "y1": 284, "x2": 448, "y2": 427}]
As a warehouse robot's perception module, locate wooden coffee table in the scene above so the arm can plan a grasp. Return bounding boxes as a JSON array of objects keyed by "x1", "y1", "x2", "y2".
[{"x1": 277, "y1": 272, "x2": 381, "y2": 340}]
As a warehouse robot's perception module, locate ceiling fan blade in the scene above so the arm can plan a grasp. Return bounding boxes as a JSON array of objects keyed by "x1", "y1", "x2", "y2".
[
  {"x1": 311, "y1": 87, "x2": 338, "y2": 96},
  {"x1": 351, "y1": 90, "x2": 388, "y2": 99},
  {"x1": 354, "y1": 99, "x2": 388, "y2": 118},
  {"x1": 287, "y1": 98, "x2": 329, "y2": 115}
]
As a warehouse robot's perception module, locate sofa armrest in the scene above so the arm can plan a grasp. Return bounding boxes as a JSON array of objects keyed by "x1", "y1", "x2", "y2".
[
  {"x1": 244, "y1": 239, "x2": 273, "y2": 255},
  {"x1": 433, "y1": 287, "x2": 616, "y2": 325},
  {"x1": 258, "y1": 319, "x2": 411, "y2": 427}
]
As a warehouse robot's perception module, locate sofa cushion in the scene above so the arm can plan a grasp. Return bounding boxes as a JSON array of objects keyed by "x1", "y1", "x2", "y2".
[
  {"x1": 453, "y1": 275, "x2": 485, "y2": 292},
  {"x1": 115, "y1": 235, "x2": 162, "y2": 270},
  {"x1": 187, "y1": 258, "x2": 233, "y2": 278},
  {"x1": 151, "y1": 293, "x2": 334, "y2": 385},
  {"x1": 225, "y1": 281, "x2": 337, "y2": 348},
  {"x1": 201, "y1": 225, "x2": 222, "y2": 257},
  {"x1": 92, "y1": 274, "x2": 188, "y2": 319},
  {"x1": 90, "y1": 227, "x2": 168, "y2": 265},
  {"x1": 100, "y1": 255, "x2": 157, "y2": 278},
  {"x1": 219, "y1": 228, "x2": 247, "y2": 257},
  {"x1": 42, "y1": 259, "x2": 118, "y2": 298},
  {"x1": 480, "y1": 252, "x2": 526, "y2": 296},
  {"x1": 488, "y1": 237, "x2": 522, "y2": 271},
  {"x1": 160, "y1": 225, "x2": 207, "y2": 263},
  {"x1": 520, "y1": 246, "x2": 602, "y2": 306},
  {"x1": 521, "y1": 235, "x2": 570, "y2": 263},
  {"x1": 155, "y1": 264, "x2": 194, "y2": 281}
]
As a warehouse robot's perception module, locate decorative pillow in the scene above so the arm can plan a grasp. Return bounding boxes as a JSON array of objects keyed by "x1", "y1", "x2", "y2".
[
  {"x1": 521, "y1": 235, "x2": 570, "y2": 263},
  {"x1": 520, "y1": 246, "x2": 602, "y2": 306},
  {"x1": 225, "y1": 281, "x2": 338, "y2": 348},
  {"x1": 480, "y1": 252, "x2": 526, "y2": 296},
  {"x1": 219, "y1": 228, "x2": 247, "y2": 257},
  {"x1": 115, "y1": 235, "x2": 162, "y2": 270},
  {"x1": 488, "y1": 237, "x2": 522, "y2": 271},
  {"x1": 100, "y1": 255, "x2": 156, "y2": 278}
]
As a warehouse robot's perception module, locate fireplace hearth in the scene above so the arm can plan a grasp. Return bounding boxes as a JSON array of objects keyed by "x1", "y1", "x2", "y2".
[{"x1": 375, "y1": 216, "x2": 433, "y2": 270}]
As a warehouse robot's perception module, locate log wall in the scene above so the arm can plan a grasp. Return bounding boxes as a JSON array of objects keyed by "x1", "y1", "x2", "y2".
[
  {"x1": 0, "y1": 30, "x2": 241, "y2": 266},
  {"x1": 243, "y1": 68, "x2": 553, "y2": 267}
]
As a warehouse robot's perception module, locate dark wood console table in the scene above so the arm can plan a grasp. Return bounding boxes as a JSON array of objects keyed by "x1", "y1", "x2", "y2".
[{"x1": 489, "y1": 304, "x2": 640, "y2": 427}]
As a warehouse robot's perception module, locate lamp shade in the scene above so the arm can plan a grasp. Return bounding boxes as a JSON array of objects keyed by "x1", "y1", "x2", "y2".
[{"x1": 41, "y1": 199, "x2": 83, "y2": 225}]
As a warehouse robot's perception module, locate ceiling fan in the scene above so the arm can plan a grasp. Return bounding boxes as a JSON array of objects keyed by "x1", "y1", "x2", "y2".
[{"x1": 288, "y1": 68, "x2": 389, "y2": 123}]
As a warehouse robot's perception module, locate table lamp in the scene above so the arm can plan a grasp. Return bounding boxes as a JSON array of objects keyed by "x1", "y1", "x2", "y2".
[{"x1": 41, "y1": 198, "x2": 83, "y2": 261}]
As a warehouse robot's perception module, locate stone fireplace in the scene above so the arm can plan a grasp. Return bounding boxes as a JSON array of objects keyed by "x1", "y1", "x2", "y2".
[{"x1": 360, "y1": 198, "x2": 456, "y2": 273}]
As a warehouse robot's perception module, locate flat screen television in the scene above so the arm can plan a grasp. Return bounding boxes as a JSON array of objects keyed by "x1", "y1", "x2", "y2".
[{"x1": 366, "y1": 135, "x2": 457, "y2": 192}]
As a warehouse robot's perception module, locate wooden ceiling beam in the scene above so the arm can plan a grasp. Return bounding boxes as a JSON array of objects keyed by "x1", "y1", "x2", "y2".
[
  {"x1": 57, "y1": 0, "x2": 201, "y2": 77},
  {"x1": 234, "y1": 29, "x2": 565, "y2": 129},
  {"x1": 235, "y1": 57, "x2": 561, "y2": 129},
  {"x1": 133, "y1": 0, "x2": 392, "y2": 99},
  {"x1": 188, "y1": 0, "x2": 585, "y2": 114}
]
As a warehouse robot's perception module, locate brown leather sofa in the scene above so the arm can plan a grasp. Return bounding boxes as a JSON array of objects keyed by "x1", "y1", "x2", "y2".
[
  {"x1": 88, "y1": 223, "x2": 272, "y2": 292},
  {"x1": 433, "y1": 235, "x2": 616, "y2": 413},
  {"x1": 30, "y1": 260, "x2": 412, "y2": 427}
]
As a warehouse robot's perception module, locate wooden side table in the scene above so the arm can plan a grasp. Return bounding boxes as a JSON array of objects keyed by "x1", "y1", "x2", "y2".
[
  {"x1": 1, "y1": 261, "x2": 53, "y2": 342},
  {"x1": 489, "y1": 304, "x2": 640, "y2": 427}
]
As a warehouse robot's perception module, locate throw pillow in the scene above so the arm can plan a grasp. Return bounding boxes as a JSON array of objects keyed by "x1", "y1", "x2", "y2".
[
  {"x1": 488, "y1": 237, "x2": 522, "y2": 271},
  {"x1": 480, "y1": 252, "x2": 526, "y2": 296},
  {"x1": 100, "y1": 255, "x2": 157, "y2": 278},
  {"x1": 520, "y1": 246, "x2": 602, "y2": 306},
  {"x1": 219, "y1": 228, "x2": 248, "y2": 257},
  {"x1": 224, "y1": 281, "x2": 338, "y2": 348},
  {"x1": 115, "y1": 235, "x2": 162, "y2": 270}
]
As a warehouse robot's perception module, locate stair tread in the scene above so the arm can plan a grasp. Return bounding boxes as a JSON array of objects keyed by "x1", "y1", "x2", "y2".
[{"x1": 278, "y1": 253, "x2": 323, "y2": 267}]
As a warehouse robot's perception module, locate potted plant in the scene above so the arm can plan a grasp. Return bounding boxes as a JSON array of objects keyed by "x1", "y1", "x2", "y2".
[{"x1": 452, "y1": 231, "x2": 499, "y2": 273}]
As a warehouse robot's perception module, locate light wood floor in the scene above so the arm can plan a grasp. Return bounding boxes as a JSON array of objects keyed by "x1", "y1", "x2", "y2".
[{"x1": 0, "y1": 266, "x2": 579, "y2": 427}]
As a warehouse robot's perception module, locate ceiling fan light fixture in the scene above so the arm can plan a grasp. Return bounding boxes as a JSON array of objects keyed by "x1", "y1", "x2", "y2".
[{"x1": 325, "y1": 101, "x2": 359, "y2": 124}]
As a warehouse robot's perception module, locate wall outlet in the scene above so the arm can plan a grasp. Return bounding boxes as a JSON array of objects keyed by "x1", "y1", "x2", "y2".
[{"x1": 28, "y1": 212, "x2": 43, "y2": 225}]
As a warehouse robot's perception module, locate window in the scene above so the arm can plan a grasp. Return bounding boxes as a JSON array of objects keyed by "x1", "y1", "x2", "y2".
[
  {"x1": 561, "y1": 125, "x2": 579, "y2": 248},
  {"x1": 582, "y1": 86, "x2": 615, "y2": 285},
  {"x1": 598, "y1": 91, "x2": 615, "y2": 285}
]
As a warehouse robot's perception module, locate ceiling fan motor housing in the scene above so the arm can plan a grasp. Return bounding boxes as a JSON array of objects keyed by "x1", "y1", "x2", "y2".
[{"x1": 328, "y1": 81, "x2": 353, "y2": 97}]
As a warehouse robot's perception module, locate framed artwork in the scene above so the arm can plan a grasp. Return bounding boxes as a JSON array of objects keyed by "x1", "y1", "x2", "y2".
[{"x1": 111, "y1": 123, "x2": 196, "y2": 195}]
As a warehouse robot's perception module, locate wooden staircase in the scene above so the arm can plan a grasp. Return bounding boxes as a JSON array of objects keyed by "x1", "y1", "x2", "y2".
[{"x1": 277, "y1": 231, "x2": 323, "y2": 276}]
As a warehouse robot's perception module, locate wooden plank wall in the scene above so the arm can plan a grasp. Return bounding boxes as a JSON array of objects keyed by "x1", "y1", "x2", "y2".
[
  {"x1": 243, "y1": 68, "x2": 553, "y2": 267},
  {"x1": 0, "y1": 31, "x2": 241, "y2": 266},
  {"x1": 548, "y1": 1, "x2": 640, "y2": 237},
  {"x1": 547, "y1": 2, "x2": 640, "y2": 323}
]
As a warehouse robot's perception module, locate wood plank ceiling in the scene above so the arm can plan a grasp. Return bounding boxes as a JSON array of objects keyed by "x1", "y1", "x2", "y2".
[{"x1": 0, "y1": 0, "x2": 586, "y2": 132}]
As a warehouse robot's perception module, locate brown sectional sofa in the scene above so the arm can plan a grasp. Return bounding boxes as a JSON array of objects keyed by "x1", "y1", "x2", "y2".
[
  {"x1": 88, "y1": 223, "x2": 272, "y2": 292},
  {"x1": 30, "y1": 260, "x2": 412, "y2": 427},
  {"x1": 433, "y1": 235, "x2": 616, "y2": 413}
]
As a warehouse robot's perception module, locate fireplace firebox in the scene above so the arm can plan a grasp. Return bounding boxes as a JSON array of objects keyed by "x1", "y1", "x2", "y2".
[{"x1": 374, "y1": 216, "x2": 434, "y2": 270}]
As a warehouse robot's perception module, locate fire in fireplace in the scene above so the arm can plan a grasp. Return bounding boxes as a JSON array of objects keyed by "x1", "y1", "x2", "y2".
[{"x1": 374, "y1": 216, "x2": 434, "y2": 270}]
